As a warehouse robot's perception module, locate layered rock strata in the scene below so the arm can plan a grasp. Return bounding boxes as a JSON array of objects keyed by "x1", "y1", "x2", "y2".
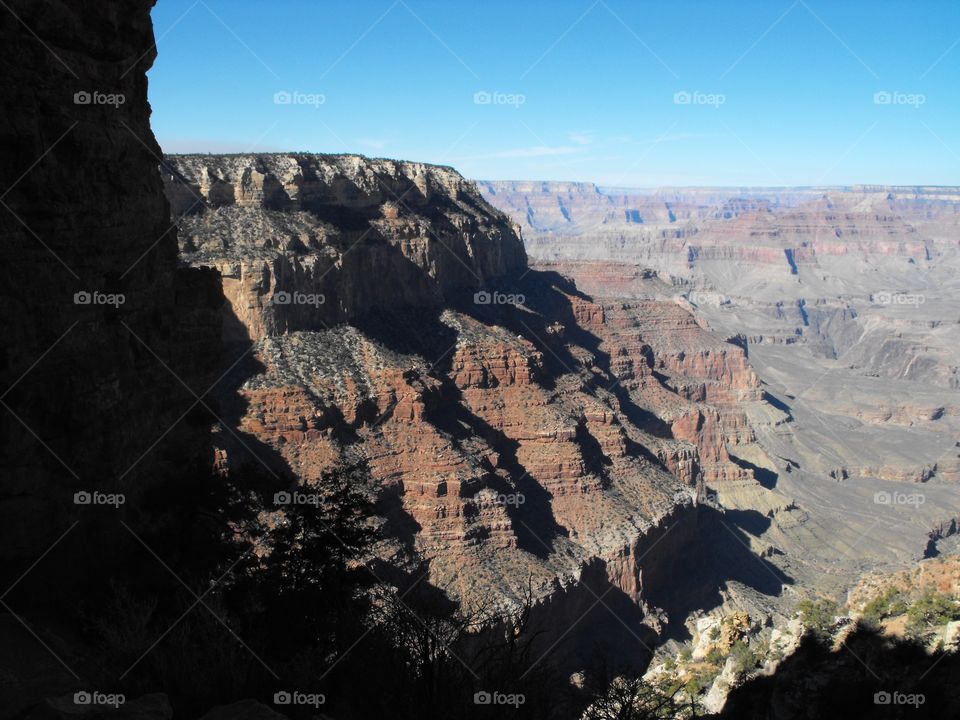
[{"x1": 163, "y1": 155, "x2": 777, "y2": 622}]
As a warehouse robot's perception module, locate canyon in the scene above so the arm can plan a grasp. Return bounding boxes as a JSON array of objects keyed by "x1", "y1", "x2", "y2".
[
  {"x1": 161, "y1": 162, "x2": 960, "y2": 641},
  {"x1": 161, "y1": 154, "x2": 787, "y2": 640},
  {"x1": 2, "y1": 0, "x2": 958, "y2": 715},
  {"x1": 479, "y1": 180, "x2": 960, "y2": 594},
  {"x1": 151, "y1": 164, "x2": 960, "y2": 713}
]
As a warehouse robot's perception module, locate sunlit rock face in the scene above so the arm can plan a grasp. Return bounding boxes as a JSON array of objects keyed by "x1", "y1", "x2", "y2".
[
  {"x1": 165, "y1": 155, "x2": 779, "y2": 635},
  {"x1": 164, "y1": 154, "x2": 527, "y2": 340}
]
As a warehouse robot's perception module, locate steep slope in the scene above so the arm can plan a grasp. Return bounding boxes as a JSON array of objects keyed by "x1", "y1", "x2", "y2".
[
  {"x1": 163, "y1": 156, "x2": 788, "y2": 654},
  {"x1": 0, "y1": 1, "x2": 226, "y2": 715}
]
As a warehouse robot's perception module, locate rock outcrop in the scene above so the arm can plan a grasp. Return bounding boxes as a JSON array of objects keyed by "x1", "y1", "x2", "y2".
[
  {"x1": 164, "y1": 154, "x2": 526, "y2": 340},
  {"x1": 0, "y1": 1, "x2": 222, "y2": 574}
]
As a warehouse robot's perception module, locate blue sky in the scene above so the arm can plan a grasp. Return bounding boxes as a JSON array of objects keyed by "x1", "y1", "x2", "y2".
[{"x1": 148, "y1": 0, "x2": 960, "y2": 186}]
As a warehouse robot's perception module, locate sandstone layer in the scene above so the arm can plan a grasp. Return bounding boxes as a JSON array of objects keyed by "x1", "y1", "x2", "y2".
[{"x1": 165, "y1": 154, "x2": 526, "y2": 340}]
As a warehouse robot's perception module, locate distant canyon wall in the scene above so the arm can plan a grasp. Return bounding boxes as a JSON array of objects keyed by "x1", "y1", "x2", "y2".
[{"x1": 477, "y1": 180, "x2": 959, "y2": 272}]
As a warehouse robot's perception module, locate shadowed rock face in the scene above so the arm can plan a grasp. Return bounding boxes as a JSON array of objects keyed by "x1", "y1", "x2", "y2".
[{"x1": 0, "y1": 0, "x2": 222, "y2": 572}]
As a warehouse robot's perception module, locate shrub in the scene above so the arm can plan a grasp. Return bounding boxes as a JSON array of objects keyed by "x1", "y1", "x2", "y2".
[
  {"x1": 797, "y1": 598, "x2": 840, "y2": 638},
  {"x1": 906, "y1": 587, "x2": 960, "y2": 632},
  {"x1": 704, "y1": 647, "x2": 726, "y2": 666},
  {"x1": 729, "y1": 640, "x2": 760, "y2": 676},
  {"x1": 683, "y1": 666, "x2": 718, "y2": 696},
  {"x1": 861, "y1": 586, "x2": 907, "y2": 626}
]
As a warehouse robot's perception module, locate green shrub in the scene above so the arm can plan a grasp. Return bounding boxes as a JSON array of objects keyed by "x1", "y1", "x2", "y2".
[
  {"x1": 704, "y1": 647, "x2": 726, "y2": 666},
  {"x1": 729, "y1": 640, "x2": 760, "y2": 676},
  {"x1": 906, "y1": 588, "x2": 960, "y2": 631},
  {"x1": 862, "y1": 586, "x2": 907, "y2": 625},
  {"x1": 797, "y1": 598, "x2": 840, "y2": 638}
]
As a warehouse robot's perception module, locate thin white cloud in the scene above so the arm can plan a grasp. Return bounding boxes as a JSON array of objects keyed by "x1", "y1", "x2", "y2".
[
  {"x1": 637, "y1": 131, "x2": 720, "y2": 144},
  {"x1": 452, "y1": 145, "x2": 583, "y2": 161},
  {"x1": 356, "y1": 138, "x2": 388, "y2": 150},
  {"x1": 568, "y1": 130, "x2": 595, "y2": 146}
]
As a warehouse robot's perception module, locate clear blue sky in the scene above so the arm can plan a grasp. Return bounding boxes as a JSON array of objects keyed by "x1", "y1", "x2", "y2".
[{"x1": 148, "y1": 0, "x2": 960, "y2": 186}]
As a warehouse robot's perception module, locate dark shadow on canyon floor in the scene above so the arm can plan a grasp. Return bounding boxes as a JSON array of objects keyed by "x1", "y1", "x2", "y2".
[
  {"x1": 645, "y1": 505, "x2": 794, "y2": 642},
  {"x1": 729, "y1": 453, "x2": 779, "y2": 490}
]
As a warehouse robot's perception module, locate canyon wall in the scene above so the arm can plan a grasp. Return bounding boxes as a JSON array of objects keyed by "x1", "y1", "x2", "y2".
[
  {"x1": 166, "y1": 155, "x2": 526, "y2": 340},
  {"x1": 163, "y1": 156, "x2": 783, "y2": 636},
  {"x1": 0, "y1": 0, "x2": 222, "y2": 571},
  {"x1": 480, "y1": 181, "x2": 960, "y2": 464},
  {"x1": 480, "y1": 180, "x2": 960, "y2": 591},
  {"x1": 479, "y1": 179, "x2": 960, "y2": 708}
]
